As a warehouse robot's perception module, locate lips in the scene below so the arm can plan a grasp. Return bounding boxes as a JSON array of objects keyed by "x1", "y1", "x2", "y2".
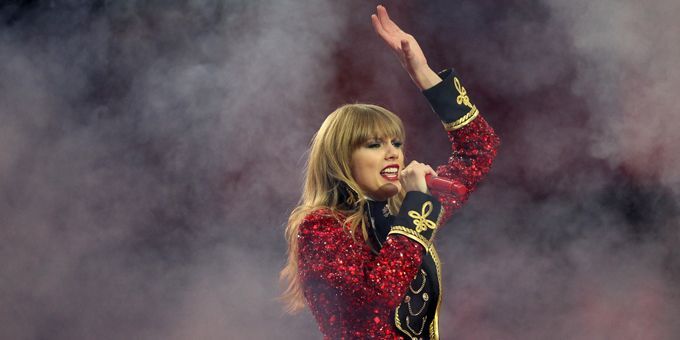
[{"x1": 380, "y1": 164, "x2": 400, "y2": 181}]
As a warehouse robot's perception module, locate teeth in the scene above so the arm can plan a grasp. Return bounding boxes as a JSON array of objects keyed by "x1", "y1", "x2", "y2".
[{"x1": 381, "y1": 168, "x2": 398, "y2": 174}]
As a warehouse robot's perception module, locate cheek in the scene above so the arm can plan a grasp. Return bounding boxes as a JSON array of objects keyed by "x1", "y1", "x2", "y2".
[
  {"x1": 351, "y1": 161, "x2": 372, "y2": 183},
  {"x1": 349, "y1": 151, "x2": 379, "y2": 185},
  {"x1": 349, "y1": 157, "x2": 366, "y2": 184},
  {"x1": 349, "y1": 163, "x2": 360, "y2": 182},
  {"x1": 349, "y1": 151, "x2": 371, "y2": 178}
]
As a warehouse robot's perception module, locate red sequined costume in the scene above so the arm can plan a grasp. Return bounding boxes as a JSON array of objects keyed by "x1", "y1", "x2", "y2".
[{"x1": 297, "y1": 69, "x2": 500, "y2": 339}]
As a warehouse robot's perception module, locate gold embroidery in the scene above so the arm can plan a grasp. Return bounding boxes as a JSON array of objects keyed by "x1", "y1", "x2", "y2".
[
  {"x1": 406, "y1": 296, "x2": 427, "y2": 316},
  {"x1": 388, "y1": 226, "x2": 431, "y2": 249},
  {"x1": 442, "y1": 105, "x2": 479, "y2": 131},
  {"x1": 394, "y1": 306, "x2": 416, "y2": 339},
  {"x1": 394, "y1": 307, "x2": 404, "y2": 336},
  {"x1": 454, "y1": 77, "x2": 473, "y2": 109},
  {"x1": 429, "y1": 245, "x2": 442, "y2": 339},
  {"x1": 408, "y1": 201, "x2": 437, "y2": 233},
  {"x1": 409, "y1": 269, "x2": 427, "y2": 294},
  {"x1": 396, "y1": 305, "x2": 428, "y2": 339},
  {"x1": 395, "y1": 247, "x2": 441, "y2": 339},
  {"x1": 406, "y1": 315, "x2": 427, "y2": 336},
  {"x1": 435, "y1": 207, "x2": 445, "y2": 226},
  {"x1": 431, "y1": 206, "x2": 445, "y2": 240},
  {"x1": 393, "y1": 202, "x2": 443, "y2": 339},
  {"x1": 442, "y1": 76, "x2": 480, "y2": 131}
]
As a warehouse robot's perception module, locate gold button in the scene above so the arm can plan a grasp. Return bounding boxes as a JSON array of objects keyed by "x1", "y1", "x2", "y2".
[{"x1": 422, "y1": 293, "x2": 429, "y2": 301}]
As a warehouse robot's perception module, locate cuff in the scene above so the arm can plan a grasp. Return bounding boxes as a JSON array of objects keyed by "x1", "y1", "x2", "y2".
[
  {"x1": 388, "y1": 191, "x2": 443, "y2": 249},
  {"x1": 422, "y1": 69, "x2": 480, "y2": 131}
]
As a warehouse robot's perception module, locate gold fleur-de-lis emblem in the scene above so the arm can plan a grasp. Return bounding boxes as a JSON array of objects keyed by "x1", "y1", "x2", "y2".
[
  {"x1": 408, "y1": 201, "x2": 437, "y2": 233},
  {"x1": 454, "y1": 77, "x2": 473, "y2": 109}
]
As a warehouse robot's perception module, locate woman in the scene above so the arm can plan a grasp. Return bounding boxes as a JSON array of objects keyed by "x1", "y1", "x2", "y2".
[{"x1": 281, "y1": 5, "x2": 500, "y2": 339}]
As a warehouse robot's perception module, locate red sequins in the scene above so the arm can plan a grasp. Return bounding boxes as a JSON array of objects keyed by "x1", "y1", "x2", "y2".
[
  {"x1": 298, "y1": 210, "x2": 424, "y2": 339},
  {"x1": 435, "y1": 115, "x2": 500, "y2": 225},
  {"x1": 297, "y1": 114, "x2": 499, "y2": 339}
]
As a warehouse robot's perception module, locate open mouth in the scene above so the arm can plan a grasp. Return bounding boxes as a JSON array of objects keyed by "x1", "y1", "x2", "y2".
[{"x1": 380, "y1": 165, "x2": 399, "y2": 181}]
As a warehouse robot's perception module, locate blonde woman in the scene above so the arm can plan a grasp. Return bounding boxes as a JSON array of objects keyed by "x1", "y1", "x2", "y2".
[{"x1": 281, "y1": 5, "x2": 500, "y2": 339}]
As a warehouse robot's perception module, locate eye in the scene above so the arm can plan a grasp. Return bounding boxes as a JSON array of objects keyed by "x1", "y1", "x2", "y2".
[
  {"x1": 392, "y1": 140, "x2": 403, "y2": 148},
  {"x1": 367, "y1": 142, "x2": 381, "y2": 148}
]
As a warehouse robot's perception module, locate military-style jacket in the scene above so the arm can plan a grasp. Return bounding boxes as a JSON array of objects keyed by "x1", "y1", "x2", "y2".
[{"x1": 297, "y1": 69, "x2": 500, "y2": 339}]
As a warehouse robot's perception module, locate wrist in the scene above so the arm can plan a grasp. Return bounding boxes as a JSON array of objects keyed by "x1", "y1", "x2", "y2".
[{"x1": 409, "y1": 65, "x2": 442, "y2": 91}]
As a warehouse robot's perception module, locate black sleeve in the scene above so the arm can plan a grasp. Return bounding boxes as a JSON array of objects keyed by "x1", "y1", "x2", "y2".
[
  {"x1": 388, "y1": 191, "x2": 443, "y2": 249},
  {"x1": 422, "y1": 69, "x2": 480, "y2": 131}
]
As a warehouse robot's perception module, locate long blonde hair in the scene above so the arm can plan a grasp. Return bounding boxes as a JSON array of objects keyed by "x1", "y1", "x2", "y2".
[{"x1": 280, "y1": 103, "x2": 407, "y2": 313}]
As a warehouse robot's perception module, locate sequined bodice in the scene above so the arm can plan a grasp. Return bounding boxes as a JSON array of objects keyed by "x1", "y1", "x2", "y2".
[
  {"x1": 367, "y1": 200, "x2": 437, "y2": 339},
  {"x1": 295, "y1": 68, "x2": 500, "y2": 339}
]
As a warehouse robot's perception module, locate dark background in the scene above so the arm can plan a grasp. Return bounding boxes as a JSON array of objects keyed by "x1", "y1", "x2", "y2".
[{"x1": 2, "y1": 0, "x2": 679, "y2": 338}]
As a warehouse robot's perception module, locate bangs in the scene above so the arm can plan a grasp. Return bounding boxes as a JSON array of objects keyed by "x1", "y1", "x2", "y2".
[{"x1": 345, "y1": 105, "x2": 405, "y2": 149}]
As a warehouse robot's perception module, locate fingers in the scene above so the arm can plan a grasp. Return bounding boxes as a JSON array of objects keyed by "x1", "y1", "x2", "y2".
[
  {"x1": 400, "y1": 160, "x2": 435, "y2": 194},
  {"x1": 400, "y1": 161, "x2": 418, "y2": 178},
  {"x1": 400, "y1": 40, "x2": 411, "y2": 59},
  {"x1": 376, "y1": 5, "x2": 401, "y2": 33},
  {"x1": 371, "y1": 14, "x2": 390, "y2": 43},
  {"x1": 401, "y1": 161, "x2": 436, "y2": 176},
  {"x1": 425, "y1": 164, "x2": 438, "y2": 177},
  {"x1": 372, "y1": 12, "x2": 400, "y2": 50},
  {"x1": 411, "y1": 161, "x2": 434, "y2": 174},
  {"x1": 372, "y1": 5, "x2": 412, "y2": 55}
]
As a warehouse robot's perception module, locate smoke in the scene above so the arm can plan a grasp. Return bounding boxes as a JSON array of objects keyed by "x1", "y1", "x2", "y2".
[
  {"x1": 1, "y1": 0, "x2": 679, "y2": 339},
  {"x1": 416, "y1": 0, "x2": 680, "y2": 338},
  {"x1": 1, "y1": 0, "x2": 342, "y2": 339},
  {"x1": 554, "y1": 0, "x2": 680, "y2": 192}
]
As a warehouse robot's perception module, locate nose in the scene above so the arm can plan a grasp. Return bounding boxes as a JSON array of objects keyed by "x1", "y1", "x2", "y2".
[{"x1": 385, "y1": 143, "x2": 399, "y2": 160}]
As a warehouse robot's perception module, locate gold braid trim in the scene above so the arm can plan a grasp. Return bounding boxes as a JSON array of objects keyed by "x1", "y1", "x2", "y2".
[
  {"x1": 395, "y1": 243, "x2": 441, "y2": 339},
  {"x1": 429, "y1": 245, "x2": 442, "y2": 339},
  {"x1": 442, "y1": 76, "x2": 480, "y2": 131},
  {"x1": 394, "y1": 307, "x2": 411, "y2": 339},
  {"x1": 388, "y1": 226, "x2": 431, "y2": 250},
  {"x1": 431, "y1": 207, "x2": 445, "y2": 240},
  {"x1": 442, "y1": 105, "x2": 479, "y2": 131}
]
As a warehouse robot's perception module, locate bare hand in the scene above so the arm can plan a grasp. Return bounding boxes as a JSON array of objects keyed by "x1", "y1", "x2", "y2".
[
  {"x1": 371, "y1": 5, "x2": 441, "y2": 90},
  {"x1": 371, "y1": 5, "x2": 427, "y2": 74},
  {"x1": 400, "y1": 160, "x2": 437, "y2": 194}
]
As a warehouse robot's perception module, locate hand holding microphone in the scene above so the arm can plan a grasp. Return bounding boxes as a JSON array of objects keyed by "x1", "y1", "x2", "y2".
[{"x1": 399, "y1": 161, "x2": 467, "y2": 197}]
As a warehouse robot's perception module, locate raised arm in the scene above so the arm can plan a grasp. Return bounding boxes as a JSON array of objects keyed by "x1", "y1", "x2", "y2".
[
  {"x1": 423, "y1": 69, "x2": 500, "y2": 224},
  {"x1": 371, "y1": 5, "x2": 500, "y2": 225}
]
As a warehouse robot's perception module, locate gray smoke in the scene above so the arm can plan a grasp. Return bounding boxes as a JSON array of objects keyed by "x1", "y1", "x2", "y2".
[
  {"x1": 421, "y1": 0, "x2": 680, "y2": 338},
  {"x1": 1, "y1": 0, "x2": 341, "y2": 339},
  {"x1": 555, "y1": 0, "x2": 680, "y2": 191}
]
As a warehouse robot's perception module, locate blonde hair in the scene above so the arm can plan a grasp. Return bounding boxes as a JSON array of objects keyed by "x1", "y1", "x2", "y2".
[{"x1": 280, "y1": 103, "x2": 407, "y2": 313}]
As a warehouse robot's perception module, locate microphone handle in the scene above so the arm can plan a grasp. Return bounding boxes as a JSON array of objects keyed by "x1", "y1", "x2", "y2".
[{"x1": 425, "y1": 174, "x2": 467, "y2": 197}]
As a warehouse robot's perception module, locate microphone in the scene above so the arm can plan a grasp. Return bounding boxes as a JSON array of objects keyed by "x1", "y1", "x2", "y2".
[{"x1": 425, "y1": 174, "x2": 467, "y2": 197}]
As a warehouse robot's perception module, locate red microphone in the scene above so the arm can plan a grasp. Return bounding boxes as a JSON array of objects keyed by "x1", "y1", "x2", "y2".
[{"x1": 425, "y1": 174, "x2": 467, "y2": 197}]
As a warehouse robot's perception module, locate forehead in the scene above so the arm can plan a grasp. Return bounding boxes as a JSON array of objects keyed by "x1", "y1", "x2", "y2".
[
  {"x1": 347, "y1": 108, "x2": 404, "y2": 147},
  {"x1": 357, "y1": 123, "x2": 404, "y2": 141}
]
